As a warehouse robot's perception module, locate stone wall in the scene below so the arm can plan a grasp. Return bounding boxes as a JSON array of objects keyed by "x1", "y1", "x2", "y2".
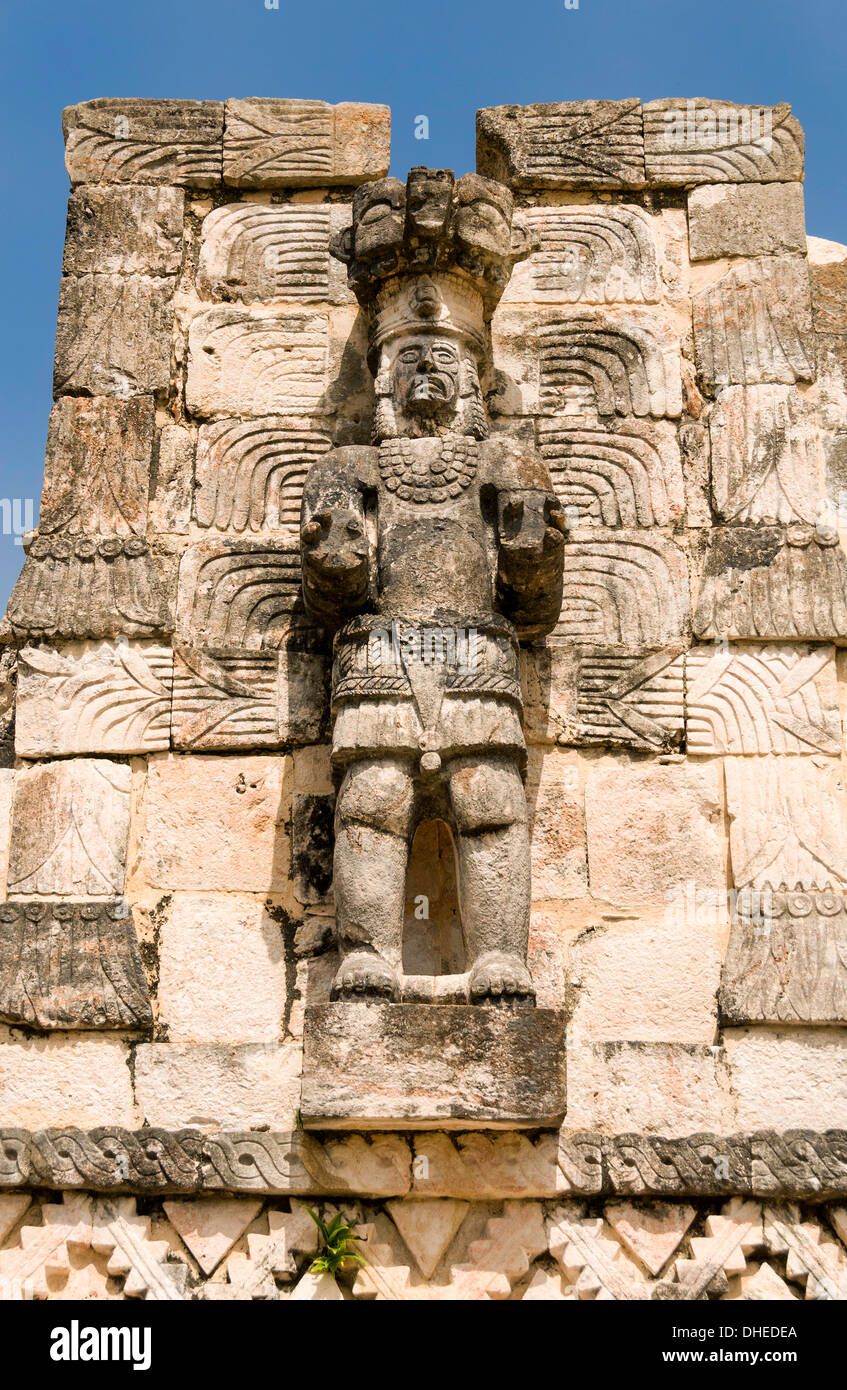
[{"x1": 1, "y1": 95, "x2": 847, "y2": 1301}]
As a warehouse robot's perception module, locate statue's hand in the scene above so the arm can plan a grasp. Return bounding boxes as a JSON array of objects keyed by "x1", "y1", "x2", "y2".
[
  {"x1": 301, "y1": 508, "x2": 371, "y2": 623},
  {"x1": 498, "y1": 491, "x2": 567, "y2": 564}
]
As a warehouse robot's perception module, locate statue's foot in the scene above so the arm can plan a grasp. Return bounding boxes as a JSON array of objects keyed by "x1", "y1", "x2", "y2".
[
  {"x1": 469, "y1": 952, "x2": 535, "y2": 1007},
  {"x1": 331, "y1": 951, "x2": 398, "y2": 1002}
]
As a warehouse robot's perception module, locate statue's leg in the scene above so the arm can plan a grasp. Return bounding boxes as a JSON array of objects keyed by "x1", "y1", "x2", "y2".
[
  {"x1": 447, "y1": 754, "x2": 535, "y2": 1005},
  {"x1": 331, "y1": 755, "x2": 415, "y2": 1000}
]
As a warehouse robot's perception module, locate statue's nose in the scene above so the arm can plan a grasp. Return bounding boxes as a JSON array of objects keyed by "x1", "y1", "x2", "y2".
[{"x1": 418, "y1": 345, "x2": 434, "y2": 370}]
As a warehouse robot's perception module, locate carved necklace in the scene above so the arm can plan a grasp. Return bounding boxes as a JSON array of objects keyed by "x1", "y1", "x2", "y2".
[{"x1": 379, "y1": 437, "x2": 478, "y2": 504}]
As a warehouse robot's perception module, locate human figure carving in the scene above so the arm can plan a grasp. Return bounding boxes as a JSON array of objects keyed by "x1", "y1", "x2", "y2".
[{"x1": 300, "y1": 168, "x2": 565, "y2": 1006}]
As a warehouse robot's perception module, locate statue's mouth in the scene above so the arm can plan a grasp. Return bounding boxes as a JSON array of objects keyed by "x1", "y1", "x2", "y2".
[{"x1": 408, "y1": 374, "x2": 454, "y2": 410}]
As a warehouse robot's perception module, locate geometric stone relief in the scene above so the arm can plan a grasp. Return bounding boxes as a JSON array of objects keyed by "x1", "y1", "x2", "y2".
[
  {"x1": 0, "y1": 900, "x2": 152, "y2": 1031},
  {"x1": 62, "y1": 185, "x2": 185, "y2": 276},
  {"x1": 171, "y1": 647, "x2": 326, "y2": 749},
  {"x1": 558, "y1": 531, "x2": 689, "y2": 644},
  {"x1": 685, "y1": 643, "x2": 842, "y2": 755},
  {"x1": 163, "y1": 1197, "x2": 263, "y2": 1276},
  {"x1": 53, "y1": 273, "x2": 175, "y2": 397},
  {"x1": 194, "y1": 419, "x2": 331, "y2": 533},
  {"x1": 694, "y1": 526, "x2": 847, "y2": 642},
  {"x1": 222, "y1": 99, "x2": 390, "y2": 189},
  {"x1": 538, "y1": 416, "x2": 685, "y2": 526},
  {"x1": 725, "y1": 756, "x2": 847, "y2": 891},
  {"x1": 186, "y1": 306, "x2": 330, "y2": 418},
  {"x1": 504, "y1": 206, "x2": 660, "y2": 304},
  {"x1": 538, "y1": 312, "x2": 682, "y2": 418},
  {"x1": 175, "y1": 540, "x2": 310, "y2": 650},
  {"x1": 709, "y1": 385, "x2": 824, "y2": 525},
  {"x1": 476, "y1": 100, "x2": 647, "y2": 189},
  {"x1": 720, "y1": 890, "x2": 847, "y2": 1025},
  {"x1": 643, "y1": 99, "x2": 805, "y2": 184},
  {"x1": 39, "y1": 395, "x2": 154, "y2": 536},
  {"x1": 63, "y1": 98, "x2": 224, "y2": 187},
  {"x1": 207, "y1": 1202, "x2": 319, "y2": 1299},
  {"x1": 3, "y1": 537, "x2": 173, "y2": 641},
  {"x1": 15, "y1": 642, "x2": 174, "y2": 755},
  {"x1": 7, "y1": 759, "x2": 131, "y2": 896},
  {"x1": 692, "y1": 257, "x2": 815, "y2": 388},
  {"x1": 197, "y1": 204, "x2": 350, "y2": 304},
  {"x1": 572, "y1": 645, "x2": 685, "y2": 750}
]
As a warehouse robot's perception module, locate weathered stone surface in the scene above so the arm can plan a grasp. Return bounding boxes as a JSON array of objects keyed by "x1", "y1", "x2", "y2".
[
  {"x1": 477, "y1": 101, "x2": 646, "y2": 189},
  {"x1": 171, "y1": 647, "x2": 276, "y2": 748},
  {"x1": 291, "y1": 793, "x2": 334, "y2": 906},
  {"x1": 63, "y1": 98, "x2": 223, "y2": 187},
  {"x1": 534, "y1": 311, "x2": 682, "y2": 418},
  {"x1": 411, "y1": 1132, "x2": 563, "y2": 1199},
  {"x1": 525, "y1": 749, "x2": 588, "y2": 901},
  {"x1": 54, "y1": 273, "x2": 175, "y2": 397},
  {"x1": 186, "y1": 305, "x2": 329, "y2": 418},
  {"x1": 15, "y1": 641, "x2": 173, "y2": 756},
  {"x1": 384, "y1": 1199, "x2": 469, "y2": 1278},
  {"x1": 605, "y1": 1201, "x2": 697, "y2": 1276},
  {"x1": 150, "y1": 423, "x2": 194, "y2": 534},
  {"x1": 4, "y1": 536, "x2": 173, "y2": 640},
  {"x1": 300, "y1": 1003, "x2": 567, "y2": 1129},
  {"x1": 565, "y1": 1042, "x2": 730, "y2": 1135},
  {"x1": 176, "y1": 539, "x2": 308, "y2": 650},
  {"x1": 134, "y1": 1043, "x2": 301, "y2": 1129},
  {"x1": 569, "y1": 645, "x2": 685, "y2": 750},
  {"x1": 721, "y1": 891, "x2": 847, "y2": 1025},
  {"x1": 222, "y1": 99, "x2": 390, "y2": 188},
  {"x1": 0, "y1": 901, "x2": 151, "y2": 1031},
  {"x1": 708, "y1": 385, "x2": 823, "y2": 525},
  {"x1": 0, "y1": 655, "x2": 15, "y2": 769},
  {"x1": 585, "y1": 757, "x2": 725, "y2": 909},
  {"x1": 194, "y1": 418, "x2": 331, "y2": 532},
  {"x1": 135, "y1": 753, "x2": 289, "y2": 893},
  {"x1": 40, "y1": 395, "x2": 154, "y2": 536},
  {"x1": 687, "y1": 182, "x2": 806, "y2": 260},
  {"x1": 0, "y1": 1037, "x2": 135, "y2": 1129},
  {"x1": 725, "y1": 756, "x2": 847, "y2": 891},
  {"x1": 504, "y1": 205, "x2": 660, "y2": 304},
  {"x1": 0, "y1": 769, "x2": 13, "y2": 897},
  {"x1": 0, "y1": 1194, "x2": 31, "y2": 1246},
  {"x1": 157, "y1": 895, "x2": 286, "y2": 1043},
  {"x1": 808, "y1": 236, "x2": 847, "y2": 334},
  {"x1": 685, "y1": 643, "x2": 841, "y2": 755},
  {"x1": 558, "y1": 530, "x2": 689, "y2": 645},
  {"x1": 197, "y1": 203, "x2": 351, "y2": 304},
  {"x1": 643, "y1": 99, "x2": 804, "y2": 184},
  {"x1": 725, "y1": 1030, "x2": 847, "y2": 1132},
  {"x1": 692, "y1": 257, "x2": 815, "y2": 387},
  {"x1": 694, "y1": 526, "x2": 847, "y2": 641},
  {"x1": 163, "y1": 1196, "x2": 262, "y2": 1274},
  {"x1": 539, "y1": 417, "x2": 685, "y2": 527},
  {"x1": 7, "y1": 759, "x2": 131, "y2": 896},
  {"x1": 63, "y1": 185, "x2": 185, "y2": 274}
]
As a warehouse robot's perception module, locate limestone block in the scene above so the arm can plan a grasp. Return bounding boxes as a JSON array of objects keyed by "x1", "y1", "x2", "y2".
[
  {"x1": 0, "y1": 901, "x2": 151, "y2": 1031},
  {"x1": 194, "y1": 418, "x2": 331, "y2": 533},
  {"x1": 410, "y1": 1132, "x2": 563, "y2": 1199},
  {"x1": 526, "y1": 748, "x2": 588, "y2": 901},
  {"x1": 584, "y1": 757, "x2": 725, "y2": 909},
  {"x1": 385, "y1": 1200, "x2": 469, "y2": 1279},
  {"x1": 708, "y1": 385, "x2": 824, "y2": 525},
  {"x1": 39, "y1": 395, "x2": 154, "y2": 536},
  {"x1": 568, "y1": 916, "x2": 722, "y2": 1043},
  {"x1": 149, "y1": 423, "x2": 194, "y2": 534},
  {"x1": 175, "y1": 539, "x2": 306, "y2": 650},
  {"x1": 171, "y1": 648, "x2": 277, "y2": 749},
  {"x1": 197, "y1": 203, "x2": 352, "y2": 305},
  {"x1": 694, "y1": 527, "x2": 847, "y2": 642},
  {"x1": 0, "y1": 652, "x2": 14, "y2": 769},
  {"x1": 538, "y1": 416, "x2": 685, "y2": 527},
  {"x1": 477, "y1": 101, "x2": 646, "y2": 189},
  {"x1": 0, "y1": 769, "x2": 13, "y2": 898},
  {"x1": 519, "y1": 642, "x2": 577, "y2": 745},
  {"x1": 564, "y1": 1042, "x2": 730, "y2": 1134},
  {"x1": 0, "y1": 1195, "x2": 31, "y2": 1246},
  {"x1": 503, "y1": 205, "x2": 660, "y2": 305},
  {"x1": 685, "y1": 643, "x2": 841, "y2": 755},
  {"x1": 291, "y1": 794, "x2": 334, "y2": 906},
  {"x1": 186, "y1": 305, "x2": 328, "y2": 418},
  {"x1": 15, "y1": 641, "x2": 173, "y2": 756},
  {"x1": 300, "y1": 1003, "x2": 567, "y2": 1129},
  {"x1": 54, "y1": 273, "x2": 175, "y2": 397},
  {"x1": 725, "y1": 1029, "x2": 847, "y2": 1131},
  {"x1": 222, "y1": 99, "x2": 390, "y2": 188},
  {"x1": 570, "y1": 645, "x2": 685, "y2": 750},
  {"x1": 0, "y1": 1036, "x2": 136, "y2": 1128},
  {"x1": 163, "y1": 1197, "x2": 263, "y2": 1275},
  {"x1": 63, "y1": 185, "x2": 185, "y2": 274},
  {"x1": 687, "y1": 183, "x2": 806, "y2": 261},
  {"x1": 815, "y1": 333, "x2": 847, "y2": 435},
  {"x1": 157, "y1": 895, "x2": 286, "y2": 1043},
  {"x1": 63, "y1": 98, "x2": 223, "y2": 187},
  {"x1": 643, "y1": 100, "x2": 804, "y2": 184},
  {"x1": 720, "y1": 891, "x2": 847, "y2": 1025},
  {"x1": 808, "y1": 236, "x2": 847, "y2": 334},
  {"x1": 605, "y1": 1202, "x2": 697, "y2": 1277},
  {"x1": 3, "y1": 537, "x2": 173, "y2": 641},
  {"x1": 692, "y1": 257, "x2": 815, "y2": 387},
  {"x1": 135, "y1": 753, "x2": 289, "y2": 893},
  {"x1": 133, "y1": 1042, "x2": 301, "y2": 1129},
  {"x1": 558, "y1": 530, "x2": 690, "y2": 645},
  {"x1": 8, "y1": 759, "x2": 131, "y2": 896},
  {"x1": 725, "y1": 756, "x2": 847, "y2": 891}
]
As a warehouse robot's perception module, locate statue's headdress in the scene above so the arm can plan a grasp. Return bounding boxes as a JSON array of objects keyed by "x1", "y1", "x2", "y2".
[{"x1": 330, "y1": 167, "x2": 533, "y2": 368}]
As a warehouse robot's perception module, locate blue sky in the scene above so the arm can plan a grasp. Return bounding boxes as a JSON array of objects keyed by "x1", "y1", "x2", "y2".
[{"x1": 1, "y1": 0, "x2": 845, "y2": 604}]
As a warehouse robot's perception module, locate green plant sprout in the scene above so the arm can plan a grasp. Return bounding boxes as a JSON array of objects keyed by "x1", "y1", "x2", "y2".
[{"x1": 305, "y1": 1208, "x2": 367, "y2": 1280}]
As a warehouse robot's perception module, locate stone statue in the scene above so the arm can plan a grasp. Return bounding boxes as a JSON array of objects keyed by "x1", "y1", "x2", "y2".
[{"x1": 300, "y1": 168, "x2": 566, "y2": 1007}]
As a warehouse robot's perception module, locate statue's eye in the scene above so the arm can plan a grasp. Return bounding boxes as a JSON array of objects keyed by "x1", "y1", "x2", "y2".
[
  {"x1": 399, "y1": 349, "x2": 419, "y2": 363},
  {"x1": 433, "y1": 349, "x2": 456, "y2": 364}
]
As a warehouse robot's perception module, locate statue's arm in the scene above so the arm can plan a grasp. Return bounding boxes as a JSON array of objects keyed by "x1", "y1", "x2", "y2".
[
  {"x1": 300, "y1": 447, "x2": 377, "y2": 632},
  {"x1": 488, "y1": 440, "x2": 567, "y2": 641}
]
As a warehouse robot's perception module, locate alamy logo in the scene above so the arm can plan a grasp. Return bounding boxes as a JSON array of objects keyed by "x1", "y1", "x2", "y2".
[{"x1": 50, "y1": 1321, "x2": 151, "y2": 1372}]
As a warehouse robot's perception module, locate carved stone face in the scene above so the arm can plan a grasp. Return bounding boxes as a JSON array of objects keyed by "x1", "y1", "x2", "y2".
[{"x1": 391, "y1": 335, "x2": 462, "y2": 417}]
